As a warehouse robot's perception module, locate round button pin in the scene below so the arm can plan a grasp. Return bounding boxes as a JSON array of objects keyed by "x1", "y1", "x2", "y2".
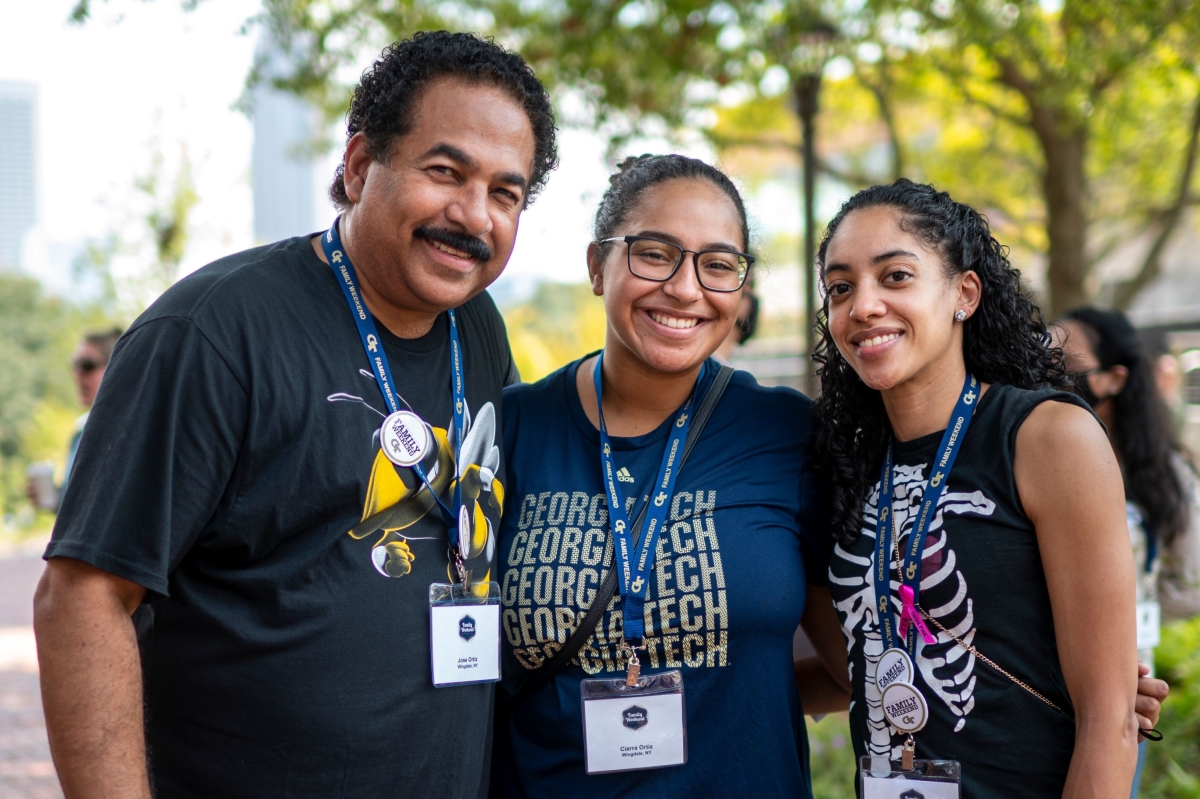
[
  {"x1": 876, "y1": 648, "x2": 915, "y2": 694},
  {"x1": 380, "y1": 410, "x2": 430, "y2": 467},
  {"x1": 881, "y1": 681, "x2": 929, "y2": 734}
]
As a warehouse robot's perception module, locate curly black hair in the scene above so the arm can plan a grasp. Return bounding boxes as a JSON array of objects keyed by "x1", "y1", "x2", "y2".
[
  {"x1": 593, "y1": 154, "x2": 751, "y2": 252},
  {"x1": 330, "y1": 31, "x2": 558, "y2": 209},
  {"x1": 1063, "y1": 307, "x2": 1189, "y2": 547},
  {"x1": 812, "y1": 179, "x2": 1069, "y2": 547}
]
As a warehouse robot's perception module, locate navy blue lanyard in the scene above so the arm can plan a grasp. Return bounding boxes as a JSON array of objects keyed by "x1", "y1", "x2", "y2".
[
  {"x1": 594, "y1": 353, "x2": 703, "y2": 645},
  {"x1": 874, "y1": 373, "x2": 979, "y2": 654},
  {"x1": 323, "y1": 218, "x2": 468, "y2": 558}
]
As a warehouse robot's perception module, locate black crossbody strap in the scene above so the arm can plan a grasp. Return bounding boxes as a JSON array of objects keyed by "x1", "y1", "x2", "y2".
[{"x1": 506, "y1": 365, "x2": 734, "y2": 709}]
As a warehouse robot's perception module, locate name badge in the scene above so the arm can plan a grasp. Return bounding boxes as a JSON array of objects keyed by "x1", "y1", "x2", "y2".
[
  {"x1": 581, "y1": 670, "x2": 687, "y2": 774},
  {"x1": 429, "y1": 582, "x2": 501, "y2": 687},
  {"x1": 861, "y1": 756, "x2": 961, "y2": 798},
  {"x1": 1136, "y1": 601, "x2": 1161, "y2": 650}
]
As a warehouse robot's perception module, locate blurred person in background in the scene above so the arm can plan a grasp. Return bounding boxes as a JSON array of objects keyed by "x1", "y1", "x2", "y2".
[
  {"x1": 26, "y1": 328, "x2": 122, "y2": 511},
  {"x1": 1057, "y1": 307, "x2": 1200, "y2": 797},
  {"x1": 713, "y1": 280, "x2": 758, "y2": 364},
  {"x1": 1154, "y1": 351, "x2": 1186, "y2": 432}
]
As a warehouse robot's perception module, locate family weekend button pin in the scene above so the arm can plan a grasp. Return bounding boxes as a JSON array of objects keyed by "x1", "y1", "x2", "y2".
[
  {"x1": 876, "y1": 648, "x2": 916, "y2": 694},
  {"x1": 381, "y1": 410, "x2": 429, "y2": 467},
  {"x1": 882, "y1": 681, "x2": 929, "y2": 734}
]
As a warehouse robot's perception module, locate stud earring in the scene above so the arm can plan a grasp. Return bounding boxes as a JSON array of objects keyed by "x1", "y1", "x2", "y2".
[{"x1": 954, "y1": 310, "x2": 967, "y2": 322}]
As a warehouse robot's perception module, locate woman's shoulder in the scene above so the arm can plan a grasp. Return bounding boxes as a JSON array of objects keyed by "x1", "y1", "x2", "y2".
[
  {"x1": 982, "y1": 381, "x2": 1087, "y2": 418},
  {"x1": 976, "y1": 382, "x2": 1097, "y2": 443}
]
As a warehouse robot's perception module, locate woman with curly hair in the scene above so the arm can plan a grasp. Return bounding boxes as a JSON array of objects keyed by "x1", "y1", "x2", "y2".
[{"x1": 815, "y1": 179, "x2": 1142, "y2": 797}]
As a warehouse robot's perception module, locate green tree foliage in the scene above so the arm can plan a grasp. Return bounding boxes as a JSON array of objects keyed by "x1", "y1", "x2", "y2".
[
  {"x1": 1143, "y1": 617, "x2": 1200, "y2": 798},
  {"x1": 862, "y1": 0, "x2": 1200, "y2": 314},
  {"x1": 74, "y1": 144, "x2": 199, "y2": 321},
  {"x1": 808, "y1": 712, "x2": 857, "y2": 798},
  {"x1": 0, "y1": 274, "x2": 112, "y2": 530},
  {"x1": 501, "y1": 282, "x2": 607, "y2": 382},
  {"x1": 231, "y1": 0, "x2": 1195, "y2": 317},
  {"x1": 69, "y1": 1, "x2": 1200, "y2": 315}
]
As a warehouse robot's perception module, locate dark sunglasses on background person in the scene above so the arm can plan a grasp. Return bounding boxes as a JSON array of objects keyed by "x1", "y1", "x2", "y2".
[{"x1": 71, "y1": 358, "x2": 106, "y2": 374}]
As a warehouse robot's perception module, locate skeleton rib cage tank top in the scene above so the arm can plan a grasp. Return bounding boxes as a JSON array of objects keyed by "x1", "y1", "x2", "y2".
[{"x1": 828, "y1": 383, "x2": 1093, "y2": 798}]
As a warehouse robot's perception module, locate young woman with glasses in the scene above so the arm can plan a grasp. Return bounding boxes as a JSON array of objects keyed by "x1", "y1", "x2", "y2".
[
  {"x1": 816, "y1": 180, "x2": 1148, "y2": 797},
  {"x1": 491, "y1": 154, "x2": 851, "y2": 796}
]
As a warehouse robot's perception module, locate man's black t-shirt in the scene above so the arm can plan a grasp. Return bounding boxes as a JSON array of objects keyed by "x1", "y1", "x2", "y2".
[{"x1": 46, "y1": 235, "x2": 518, "y2": 798}]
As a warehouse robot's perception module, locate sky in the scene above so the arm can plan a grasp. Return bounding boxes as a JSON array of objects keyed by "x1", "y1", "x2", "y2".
[{"x1": 0, "y1": 0, "x2": 810, "y2": 316}]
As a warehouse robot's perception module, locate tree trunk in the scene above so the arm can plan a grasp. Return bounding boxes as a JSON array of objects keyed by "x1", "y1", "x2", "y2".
[{"x1": 1036, "y1": 121, "x2": 1090, "y2": 317}]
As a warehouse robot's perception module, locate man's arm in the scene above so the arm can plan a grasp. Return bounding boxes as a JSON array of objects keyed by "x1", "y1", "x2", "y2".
[{"x1": 34, "y1": 557, "x2": 151, "y2": 799}]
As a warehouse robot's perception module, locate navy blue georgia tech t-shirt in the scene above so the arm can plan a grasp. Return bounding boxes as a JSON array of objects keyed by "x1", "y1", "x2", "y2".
[{"x1": 492, "y1": 356, "x2": 832, "y2": 798}]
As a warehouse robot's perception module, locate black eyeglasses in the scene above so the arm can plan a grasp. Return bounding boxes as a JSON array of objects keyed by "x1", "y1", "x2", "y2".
[
  {"x1": 72, "y1": 358, "x2": 103, "y2": 374},
  {"x1": 598, "y1": 236, "x2": 753, "y2": 293}
]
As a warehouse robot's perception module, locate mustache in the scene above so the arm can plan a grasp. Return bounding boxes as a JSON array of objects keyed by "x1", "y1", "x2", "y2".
[{"x1": 414, "y1": 225, "x2": 492, "y2": 263}]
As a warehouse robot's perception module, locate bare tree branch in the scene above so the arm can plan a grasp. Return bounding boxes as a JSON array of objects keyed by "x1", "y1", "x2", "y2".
[
  {"x1": 707, "y1": 134, "x2": 799, "y2": 152},
  {"x1": 816, "y1": 157, "x2": 887, "y2": 188},
  {"x1": 854, "y1": 63, "x2": 905, "y2": 180},
  {"x1": 1113, "y1": 90, "x2": 1200, "y2": 309}
]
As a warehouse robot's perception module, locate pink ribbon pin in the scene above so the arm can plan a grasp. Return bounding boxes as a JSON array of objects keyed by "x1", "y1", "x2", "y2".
[{"x1": 898, "y1": 584, "x2": 936, "y2": 645}]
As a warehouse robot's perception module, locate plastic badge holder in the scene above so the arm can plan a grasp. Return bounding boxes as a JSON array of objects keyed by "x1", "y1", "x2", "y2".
[
  {"x1": 428, "y1": 581, "x2": 501, "y2": 687},
  {"x1": 581, "y1": 670, "x2": 687, "y2": 774},
  {"x1": 860, "y1": 755, "x2": 961, "y2": 798}
]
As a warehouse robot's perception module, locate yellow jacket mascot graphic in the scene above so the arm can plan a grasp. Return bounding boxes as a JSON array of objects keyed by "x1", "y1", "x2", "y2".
[{"x1": 330, "y1": 388, "x2": 502, "y2": 588}]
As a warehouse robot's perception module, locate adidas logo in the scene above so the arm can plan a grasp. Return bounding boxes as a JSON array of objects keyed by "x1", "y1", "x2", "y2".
[{"x1": 616, "y1": 467, "x2": 635, "y2": 484}]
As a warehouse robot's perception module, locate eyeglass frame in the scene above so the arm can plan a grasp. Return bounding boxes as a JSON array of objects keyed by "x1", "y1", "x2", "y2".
[{"x1": 597, "y1": 235, "x2": 754, "y2": 293}]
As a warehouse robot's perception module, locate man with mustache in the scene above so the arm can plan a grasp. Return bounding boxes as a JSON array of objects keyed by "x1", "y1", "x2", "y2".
[{"x1": 34, "y1": 31, "x2": 557, "y2": 799}]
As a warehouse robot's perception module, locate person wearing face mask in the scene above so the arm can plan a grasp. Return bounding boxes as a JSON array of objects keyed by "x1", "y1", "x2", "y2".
[
  {"x1": 1057, "y1": 306, "x2": 1200, "y2": 797},
  {"x1": 491, "y1": 154, "x2": 852, "y2": 796},
  {"x1": 814, "y1": 180, "x2": 1164, "y2": 798}
]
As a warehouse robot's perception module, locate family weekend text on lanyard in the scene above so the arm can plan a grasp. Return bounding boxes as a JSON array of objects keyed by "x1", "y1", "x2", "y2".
[
  {"x1": 594, "y1": 352, "x2": 704, "y2": 684},
  {"x1": 874, "y1": 373, "x2": 980, "y2": 657},
  {"x1": 323, "y1": 218, "x2": 471, "y2": 586}
]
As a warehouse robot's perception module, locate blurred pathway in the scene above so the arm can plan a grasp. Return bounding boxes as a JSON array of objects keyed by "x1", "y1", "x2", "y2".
[{"x1": 0, "y1": 541, "x2": 62, "y2": 799}]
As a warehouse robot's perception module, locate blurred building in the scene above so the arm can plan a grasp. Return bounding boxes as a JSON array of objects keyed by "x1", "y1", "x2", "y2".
[
  {"x1": 252, "y1": 36, "x2": 319, "y2": 244},
  {"x1": 0, "y1": 82, "x2": 37, "y2": 269}
]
